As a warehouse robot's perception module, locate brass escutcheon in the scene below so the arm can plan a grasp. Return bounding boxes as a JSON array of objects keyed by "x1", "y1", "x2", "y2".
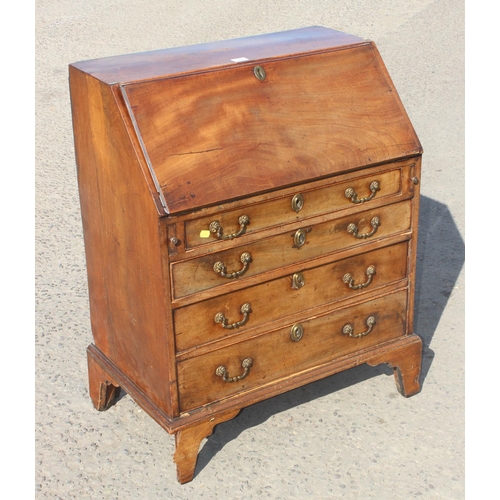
[
  {"x1": 291, "y1": 193, "x2": 304, "y2": 213},
  {"x1": 290, "y1": 323, "x2": 304, "y2": 342},
  {"x1": 254, "y1": 65, "x2": 266, "y2": 81},
  {"x1": 291, "y1": 272, "x2": 305, "y2": 289},
  {"x1": 293, "y1": 228, "x2": 309, "y2": 248}
]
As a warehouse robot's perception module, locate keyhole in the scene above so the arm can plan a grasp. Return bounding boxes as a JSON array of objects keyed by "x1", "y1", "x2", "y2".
[{"x1": 254, "y1": 65, "x2": 266, "y2": 81}]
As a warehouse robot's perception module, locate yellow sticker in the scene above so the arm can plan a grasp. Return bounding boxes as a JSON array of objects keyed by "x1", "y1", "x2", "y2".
[{"x1": 199, "y1": 230, "x2": 211, "y2": 238}]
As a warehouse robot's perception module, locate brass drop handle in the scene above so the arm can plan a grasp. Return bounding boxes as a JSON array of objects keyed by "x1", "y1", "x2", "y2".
[
  {"x1": 209, "y1": 215, "x2": 250, "y2": 240},
  {"x1": 213, "y1": 252, "x2": 252, "y2": 279},
  {"x1": 342, "y1": 316, "x2": 376, "y2": 338},
  {"x1": 344, "y1": 180, "x2": 380, "y2": 204},
  {"x1": 216, "y1": 358, "x2": 253, "y2": 383},
  {"x1": 342, "y1": 265, "x2": 376, "y2": 290},
  {"x1": 346, "y1": 216, "x2": 380, "y2": 239},
  {"x1": 214, "y1": 303, "x2": 252, "y2": 329}
]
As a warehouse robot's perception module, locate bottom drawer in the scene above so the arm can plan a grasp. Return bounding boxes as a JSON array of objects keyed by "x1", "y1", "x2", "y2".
[{"x1": 177, "y1": 289, "x2": 407, "y2": 411}]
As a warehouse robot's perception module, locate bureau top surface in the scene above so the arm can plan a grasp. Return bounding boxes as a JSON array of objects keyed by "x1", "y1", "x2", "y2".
[{"x1": 70, "y1": 26, "x2": 364, "y2": 84}]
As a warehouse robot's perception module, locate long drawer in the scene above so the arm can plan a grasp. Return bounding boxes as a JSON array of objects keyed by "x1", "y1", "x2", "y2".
[
  {"x1": 184, "y1": 162, "x2": 411, "y2": 249},
  {"x1": 177, "y1": 289, "x2": 407, "y2": 411},
  {"x1": 171, "y1": 200, "x2": 412, "y2": 299},
  {"x1": 174, "y1": 241, "x2": 408, "y2": 352}
]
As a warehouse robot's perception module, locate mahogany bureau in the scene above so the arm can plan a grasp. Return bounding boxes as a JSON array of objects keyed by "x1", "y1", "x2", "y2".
[{"x1": 69, "y1": 26, "x2": 423, "y2": 484}]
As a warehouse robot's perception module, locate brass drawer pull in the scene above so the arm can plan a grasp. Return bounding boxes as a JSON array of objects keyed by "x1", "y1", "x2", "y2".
[
  {"x1": 346, "y1": 216, "x2": 380, "y2": 239},
  {"x1": 291, "y1": 193, "x2": 304, "y2": 213},
  {"x1": 216, "y1": 358, "x2": 253, "y2": 383},
  {"x1": 213, "y1": 252, "x2": 252, "y2": 279},
  {"x1": 342, "y1": 316, "x2": 376, "y2": 338},
  {"x1": 344, "y1": 180, "x2": 380, "y2": 204},
  {"x1": 209, "y1": 215, "x2": 250, "y2": 240},
  {"x1": 342, "y1": 265, "x2": 376, "y2": 290},
  {"x1": 214, "y1": 303, "x2": 252, "y2": 329}
]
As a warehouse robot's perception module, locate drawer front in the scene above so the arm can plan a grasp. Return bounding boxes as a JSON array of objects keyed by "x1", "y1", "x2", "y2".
[
  {"x1": 174, "y1": 241, "x2": 409, "y2": 352},
  {"x1": 177, "y1": 289, "x2": 407, "y2": 411},
  {"x1": 172, "y1": 200, "x2": 412, "y2": 299},
  {"x1": 185, "y1": 165, "x2": 406, "y2": 248}
]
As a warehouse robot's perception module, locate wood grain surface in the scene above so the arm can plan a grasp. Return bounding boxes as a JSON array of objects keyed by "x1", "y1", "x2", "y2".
[
  {"x1": 68, "y1": 26, "x2": 423, "y2": 485},
  {"x1": 177, "y1": 289, "x2": 408, "y2": 411},
  {"x1": 184, "y1": 163, "x2": 406, "y2": 249},
  {"x1": 171, "y1": 199, "x2": 412, "y2": 298},
  {"x1": 174, "y1": 241, "x2": 409, "y2": 352},
  {"x1": 70, "y1": 26, "x2": 364, "y2": 84},
  {"x1": 123, "y1": 42, "x2": 421, "y2": 213},
  {"x1": 69, "y1": 66, "x2": 176, "y2": 415}
]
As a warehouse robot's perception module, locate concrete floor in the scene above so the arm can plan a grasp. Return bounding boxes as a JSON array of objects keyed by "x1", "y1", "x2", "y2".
[{"x1": 35, "y1": 0, "x2": 464, "y2": 498}]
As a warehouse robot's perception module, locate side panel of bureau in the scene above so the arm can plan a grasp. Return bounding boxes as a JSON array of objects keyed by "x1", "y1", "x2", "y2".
[
  {"x1": 405, "y1": 156, "x2": 422, "y2": 337},
  {"x1": 69, "y1": 67, "x2": 176, "y2": 415}
]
